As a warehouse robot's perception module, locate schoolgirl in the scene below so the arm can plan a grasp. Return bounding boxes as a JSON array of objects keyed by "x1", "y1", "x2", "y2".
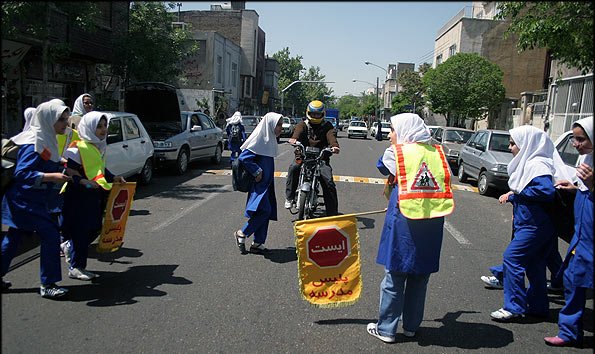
[
  {"x1": 61, "y1": 112, "x2": 125, "y2": 280},
  {"x1": 233, "y1": 112, "x2": 283, "y2": 254},
  {"x1": 491, "y1": 125, "x2": 557, "y2": 321},
  {"x1": 225, "y1": 111, "x2": 246, "y2": 164},
  {"x1": 1, "y1": 101, "x2": 72, "y2": 298}
]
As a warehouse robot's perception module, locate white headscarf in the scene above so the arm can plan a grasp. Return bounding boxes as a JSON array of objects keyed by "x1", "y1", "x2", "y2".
[
  {"x1": 381, "y1": 113, "x2": 432, "y2": 173},
  {"x1": 22, "y1": 107, "x2": 36, "y2": 132},
  {"x1": 72, "y1": 93, "x2": 92, "y2": 116},
  {"x1": 240, "y1": 112, "x2": 282, "y2": 157},
  {"x1": 49, "y1": 98, "x2": 65, "y2": 106},
  {"x1": 11, "y1": 101, "x2": 69, "y2": 162},
  {"x1": 572, "y1": 117, "x2": 593, "y2": 191},
  {"x1": 77, "y1": 111, "x2": 108, "y2": 154},
  {"x1": 507, "y1": 125, "x2": 555, "y2": 193},
  {"x1": 226, "y1": 111, "x2": 243, "y2": 127}
]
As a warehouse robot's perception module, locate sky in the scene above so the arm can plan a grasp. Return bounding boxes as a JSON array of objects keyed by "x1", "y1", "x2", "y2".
[{"x1": 176, "y1": 1, "x2": 471, "y2": 96}]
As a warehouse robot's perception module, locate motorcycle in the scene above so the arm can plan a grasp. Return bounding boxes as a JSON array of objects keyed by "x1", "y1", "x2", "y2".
[{"x1": 291, "y1": 141, "x2": 333, "y2": 220}]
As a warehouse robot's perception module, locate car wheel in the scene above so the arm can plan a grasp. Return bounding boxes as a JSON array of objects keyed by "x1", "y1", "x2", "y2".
[
  {"x1": 348, "y1": 134, "x2": 352, "y2": 139},
  {"x1": 137, "y1": 158, "x2": 153, "y2": 185},
  {"x1": 457, "y1": 163, "x2": 468, "y2": 183},
  {"x1": 478, "y1": 171, "x2": 491, "y2": 195},
  {"x1": 211, "y1": 144, "x2": 222, "y2": 165},
  {"x1": 176, "y1": 148, "x2": 189, "y2": 175}
]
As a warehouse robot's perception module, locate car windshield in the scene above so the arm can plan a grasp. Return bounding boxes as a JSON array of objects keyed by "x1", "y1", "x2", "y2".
[
  {"x1": 381, "y1": 122, "x2": 391, "y2": 129},
  {"x1": 351, "y1": 122, "x2": 366, "y2": 127},
  {"x1": 444, "y1": 129, "x2": 473, "y2": 143},
  {"x1": 489, "y1": 133, "x2": 512, "y2": 152},
  {"x1": 243, "y1": 117, "x2": 259, "y2": 126}
]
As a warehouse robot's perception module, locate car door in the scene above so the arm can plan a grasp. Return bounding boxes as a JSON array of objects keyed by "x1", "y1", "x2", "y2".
[
  {"x1": 120, "y1": 115, "x2": 148, "y2": 176},
  {"x1": 465, "y1": 131, "x2": 486, "y2": 178},
  {"x1": 188, "y1": 113, "x2": 204, "y2": 159},
  {"x1": 198, "y1": 113, "x2": 218, "y2": 157},
  {"x1": 106, "y1": 117, "x2": 127, "y2": 176}
]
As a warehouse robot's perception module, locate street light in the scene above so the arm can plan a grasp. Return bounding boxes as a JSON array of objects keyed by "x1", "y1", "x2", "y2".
[
  {"x1": 280, "y1": 80, "x2": 334, "y2": 115},
  {"x1": 353, "y1": 78, "x2": 380, "y2": 130},
  {"x1": 364, "y1": 61, "x2": 388, "y2": 140}
]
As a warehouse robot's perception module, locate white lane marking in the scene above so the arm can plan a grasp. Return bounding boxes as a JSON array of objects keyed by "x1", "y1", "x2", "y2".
[
  {"x1": 151, "y1": 185, "x2": 233, "y2": 232},
  {"x1": 445, "y1": 221, "x2": 471, "y2": 245}
]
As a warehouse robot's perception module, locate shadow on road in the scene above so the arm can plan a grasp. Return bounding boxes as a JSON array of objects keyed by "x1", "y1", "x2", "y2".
[
  {"x1": 263, "y1": 246, "x2": 297, "y2": 263},
  {"x1": 88, "y1": 246, "x2": 143, "y2": 265},
  {"x1": 356, "y1": 216, "x2": 377, "y2": 230},
  {"x1": 65, "y1": 264, "x2": 192, "y2": 307}
]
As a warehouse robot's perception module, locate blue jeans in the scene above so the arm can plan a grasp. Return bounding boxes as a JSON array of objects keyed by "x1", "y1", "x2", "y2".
[{"x1": 376, "y1": 270, "x2": 430, "y2": 337}]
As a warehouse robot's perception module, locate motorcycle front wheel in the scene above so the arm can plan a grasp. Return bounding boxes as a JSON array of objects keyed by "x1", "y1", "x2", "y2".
[{"x1": 297, "y1": 189, "x2": 309, "y2": 220}]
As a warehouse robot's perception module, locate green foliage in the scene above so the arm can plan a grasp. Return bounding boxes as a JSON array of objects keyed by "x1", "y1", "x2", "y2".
[
  {"x1": 496, "y1": 2, "x2": 594, "y2": 74},
  {"x1": 336, "y1": 94, "x2": 361, "y2": 119},
  {"x1": 114, "y1": 2, "x2": 199, "y2": 83},
  {"x1": 423, "y1": 53, "x2": 505, "y2": 127},
  {"x1": 394, "y1": 70, "x2": 424, "y2": 115},
  {"x1": 391, "y1": 93, "x2": 411, "y2": 114}
]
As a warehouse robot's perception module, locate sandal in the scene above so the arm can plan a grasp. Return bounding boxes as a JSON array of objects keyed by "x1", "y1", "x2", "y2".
[
  {"x1": 249, "y1": 242, "x2": 269, "y2": 254},
  {"x1": 234, "y1": 231, "x2": 247, "y2": 254}
]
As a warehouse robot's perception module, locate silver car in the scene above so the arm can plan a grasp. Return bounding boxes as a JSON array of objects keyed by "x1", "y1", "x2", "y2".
[
  {"x1": 430, "y1": 126, "x2": 474, "y2": 172},
  {"x1": 457, "y1": 129, "x2": 513, "y2": 195}
]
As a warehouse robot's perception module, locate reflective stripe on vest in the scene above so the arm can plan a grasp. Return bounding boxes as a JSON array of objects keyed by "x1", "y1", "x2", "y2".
[
  {"x1": 77, "y1": 140, "x2": 112, "y2": 191},
  {"x1": 393, "y1": 143, "x2": 454, "y2": 219}
]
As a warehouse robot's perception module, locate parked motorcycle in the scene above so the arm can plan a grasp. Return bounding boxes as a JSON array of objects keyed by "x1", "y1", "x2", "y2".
[{"x1": 291, "y1": 141, "x2": 333, "y2": 220}]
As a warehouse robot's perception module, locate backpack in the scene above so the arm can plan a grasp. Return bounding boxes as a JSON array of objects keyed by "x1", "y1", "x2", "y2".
[
  {"x1": 230, "y1": 124, "x2": 241, "y2": 143},
  {"x1": 1, "y1": 138, "x2": 21, "y2": 196},
  {"x1": 231, "y1": 158, "x2": 254, "y2": 192}
]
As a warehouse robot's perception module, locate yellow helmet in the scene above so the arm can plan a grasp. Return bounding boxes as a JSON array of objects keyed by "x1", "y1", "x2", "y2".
[{"x1": 306, "y1": 100, "x2": 325, "y2": 124}]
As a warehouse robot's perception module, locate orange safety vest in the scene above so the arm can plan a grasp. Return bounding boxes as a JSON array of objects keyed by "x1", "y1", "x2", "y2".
[{"x1": 392, "y1": 143, "x2": 454, "y2": 219}]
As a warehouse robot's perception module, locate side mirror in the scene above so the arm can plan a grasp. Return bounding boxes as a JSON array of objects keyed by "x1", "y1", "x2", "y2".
[
  {"x1": 191, "y1": 125, "x2": 202, "y2": 132},
  {"x1": 476, "y1": 144, "x2": 486, "y2": 152},
  {"x1": 107, "y1": 134, "x2": 121, "y2": 144}
]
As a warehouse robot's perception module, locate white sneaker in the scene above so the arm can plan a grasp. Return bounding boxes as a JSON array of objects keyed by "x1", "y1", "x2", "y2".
[
  {"x1": 60, "y1": 241, "x2": 72, "y2": 264},
  {"x1": 480, "y1": 275, "x2": 503, "y2": 289},
  {"x1": 490, "y1": 308, "x2": 522, "y2": 322},
  {"x1": 68, "y1": 268, "x2": 98, "y2": 281},
  {"x1": 284, "y1": 199, "x2": 294, "y2": 209},
  {"x1": 366, "y1": 323, "x2": 395, "y2": 343}
]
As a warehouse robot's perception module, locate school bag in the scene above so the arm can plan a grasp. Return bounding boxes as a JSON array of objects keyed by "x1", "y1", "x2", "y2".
[
  {"x1": 231, "y1": 158, "x2": 254, "y2": 192},
  {"x1": 545, "y1": 188, "x2": 576, "y2": 244},
  {"x1": 230, "y1": 124, "x2": 242, "y2": 143},
  {"x1": 1, "y1": 138, "x2": 20, "y2": 195}
]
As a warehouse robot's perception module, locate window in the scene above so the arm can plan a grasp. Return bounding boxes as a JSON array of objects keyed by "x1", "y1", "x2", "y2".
[
  {"x1": 216, "y1": 55, "x2": 223, "y2": 84},
  {"x1": 556, "y1": 133, "x2": 580, "y2": 167},
  {"x1": 198, "y1": 114, "x2": 215, "y2": 129},
  {"x1": 226, "y1": 52, "x2": 231, "y2": 86},
  {"x1": 123, "y1": 117, "x2": 141, "y2": 139},
  {"x1": 449, "y1": 44, "x2": 457, "y2": 57},
  {"x1": 107, "y1": 118, "x2": 123, "y2": 144},
  {"x1": 436, "y1": 54, "x2": 443, "y2": 65},
  {"x1": 244, "y1": 77, "x2": 252, "y2": 98},
  {"x1": 231, "y1": 62, "x2": 238, "y2": 86},
  {"x1": 190, "y1": 114, "x2": 200, "y2": 128}
]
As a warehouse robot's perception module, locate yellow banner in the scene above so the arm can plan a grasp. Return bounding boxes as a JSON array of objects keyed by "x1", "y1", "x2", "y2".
[
  {"x1": 294, "y1": 214, "x2": 362, "y2": 308},
  {"x1": 97, "y1": 182, "x2": 136, "y2": 253}
]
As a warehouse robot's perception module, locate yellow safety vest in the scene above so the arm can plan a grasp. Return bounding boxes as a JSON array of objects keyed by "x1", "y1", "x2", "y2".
[
  {"x1": 57, "y1": 128, "x2": 80, "y2": 157},
  {"x1": 392, "y1": 143, "x2": 454, "y2": 219},
  {"x1": 76, "y1": 140, "x2": 112, "y2": 191}
]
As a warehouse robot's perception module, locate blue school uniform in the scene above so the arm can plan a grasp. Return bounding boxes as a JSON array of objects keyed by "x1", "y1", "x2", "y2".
[
  {"x1": 238, "y1": 149, "x2": 277, "y2": 244},
  {"x1": 557, "y1": 188, "x2": 593, "y2": 342},
  {"x1": 503, "y1": 174, "x2": 556, "y2": 316},
  {"x1": 226, "y1": 124, "x2": 246, "y2": 163},
  {"x1": 61, "y1": 157, "x2": 114, "y2": 270},
  {"x1": 1, "y1": 144, "x2": 64, "y2": 285},
  {"x1": 373, "y1": 155, "x2": 445, "y2": 337}
]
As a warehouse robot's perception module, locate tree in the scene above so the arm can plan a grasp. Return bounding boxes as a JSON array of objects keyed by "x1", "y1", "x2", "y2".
[
  {"x1": 336, "y1": 94, "x2": 362, "y2": 119},
  {"x1": 496, "y1": 2, "x2": 594, "y2": 75},
  {"x1": 423, "y1": 53, "x2": 505, "y2": 127},
  {"x1": 300, "y1": 66, "x2": 332, "y2": 110},
  {"x1": 272, "y1": 47, "x2": 304, "y2": 115},
  {"x1": 393, "y1": 70, "x2": 424, "y2": 115},
  {"x1": 113, "y1": 2, "x2": 198, "y2": 84}
]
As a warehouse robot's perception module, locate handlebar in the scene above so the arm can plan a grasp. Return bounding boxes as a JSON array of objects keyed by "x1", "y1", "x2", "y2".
[{"x1": 290, "y1": 141, "x2": 333, "y2": 159}]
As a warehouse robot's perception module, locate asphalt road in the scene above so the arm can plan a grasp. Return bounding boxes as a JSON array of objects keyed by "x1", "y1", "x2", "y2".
[{"x1": 2, "y1": 130, "x2": 592, "y2": 353}]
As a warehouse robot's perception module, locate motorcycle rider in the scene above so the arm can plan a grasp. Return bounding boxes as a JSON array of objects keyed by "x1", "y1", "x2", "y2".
[{"x1": 285, "y1": 100, "x2": 340, "y2": 216}]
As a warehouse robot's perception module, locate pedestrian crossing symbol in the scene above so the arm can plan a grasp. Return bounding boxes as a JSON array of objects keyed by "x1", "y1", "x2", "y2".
[{"x1": 410, "y1": 162, "x2": 441, "y2": 191}]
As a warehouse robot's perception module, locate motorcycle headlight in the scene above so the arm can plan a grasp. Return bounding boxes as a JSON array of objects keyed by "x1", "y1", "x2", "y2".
[{"x1": 154, "y1": 141, "x2": 173, "y2": 148}]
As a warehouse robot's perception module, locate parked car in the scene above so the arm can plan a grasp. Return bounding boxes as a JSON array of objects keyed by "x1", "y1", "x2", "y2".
[
  {"x1": 242, "y1": 115, "x2": 261, "y2": 138},
  {"x1": 339, "y1": 118, "x2": 350, "y2": 131},
  {"x1": 281, "y1": 116, "x2": 294, "y2": 137},
  {"x1": 125, "y1": 82, "x2": 224, "y2": 175},
  {"x1": 427, "y1": 125, "x2": 440, "y2": 136},
  {"x1": 347, "y1": 121, "x2": 368, "y2": 139},
  {"x1": 554, "y1": 129, "x2": 581, "y2": 174},
  {"x1": 104, "y1": 111, "x2": 155, "y2": 185},
  {"x1": 457, "y1": 129, "x2": 513, "y2": 195},
  {"x1": 370, "y1": 121, "x2": 391, "y2": 140},
  {"x1": 431, "y1": 126, "x2": 474, "y2": 172}
]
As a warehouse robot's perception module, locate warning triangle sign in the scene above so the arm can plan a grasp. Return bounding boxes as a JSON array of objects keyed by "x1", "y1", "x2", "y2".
[{"x1": 410, "y1": 162, "x2": 441, "y2": 191}]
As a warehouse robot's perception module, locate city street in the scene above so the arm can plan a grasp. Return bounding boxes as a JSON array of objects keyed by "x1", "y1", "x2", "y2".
[{"x1": 2, "y1": 130, "x2": 592, "y2": 353}]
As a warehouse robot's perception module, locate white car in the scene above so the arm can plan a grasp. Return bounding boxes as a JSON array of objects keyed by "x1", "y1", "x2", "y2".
[
  {"x1": 281, "y1": 116, "x2": 294, "y2": 137},
  {"x1": 347, "y1": 121, "x2": 368, "y2": 139},
  {"x1": 104, "y1": 111, "x2": 155, "y2": 185},
  {"x1": 370, "y1": 121, "x2": 391, "y2": 140}
]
